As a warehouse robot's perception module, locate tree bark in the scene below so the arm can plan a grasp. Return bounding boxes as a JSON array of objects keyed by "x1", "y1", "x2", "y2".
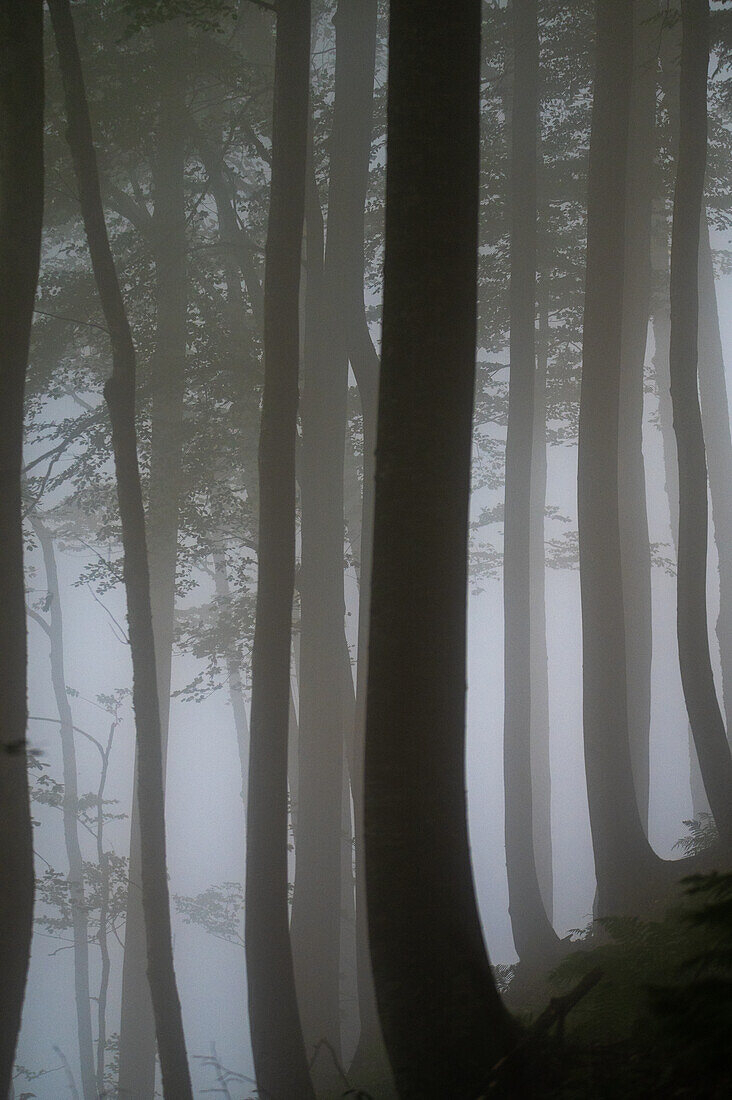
[
  {"x1": 669, "y1": 0, "x2": 732, "y2": 846},
  {"x1": 697, "y1": 220, "x2": 732, "y2": 742},
  {"x1": 530, "y1": 286, "x2": 553, "y2": 924},
  {"x1": 118, "y1": 23, "x2": 188, "y2": 1097},
  {"x1": 578, "y1": 0, "x2": 662, "y2": 917},
  {"x1": 0, "y1": 3, "x2": 44, "y2": 1091},
  {"x1": 363, "y1": 2, "x2": 517, "y2": 1095},
  {"x1": 243, "y1": 1, "x2": 315, "y2": 1096},
  {"x1": 48, "y1": 3, "x2": 193, "y2": 1095},
  {"x1": 618, "y1": 0, "x2": 657, "y2": 834},
  {"x1": 291, "y1": 3, "x2": 379, "y2": 1082},
  {"x1": 503, "y1": 0, "x2": 560, "y2": 966},
  {"x1": 29, "y1": 516, "x2": 96, "y2": 1100}
]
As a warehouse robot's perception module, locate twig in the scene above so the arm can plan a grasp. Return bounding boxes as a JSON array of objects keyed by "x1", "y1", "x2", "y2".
[{"x1": 476, "y1": 967, "x2": 604, "y2": 1095}]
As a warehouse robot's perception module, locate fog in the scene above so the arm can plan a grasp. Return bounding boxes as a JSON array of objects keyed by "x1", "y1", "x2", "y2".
[{"x1": 4, "y1": 0, "x2": 732, "y2": 1097}]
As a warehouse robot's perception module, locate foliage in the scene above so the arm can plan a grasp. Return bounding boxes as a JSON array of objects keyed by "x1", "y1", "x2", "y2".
[
  {"x1": 174, "y1": 881, "x2": 244, "y2": 948},
  {"x1": 519, "y1": 872, "x2": 732, "y2": 1096},
  {"x1": 674, "y1": 812, "x2": 719, "y2": 857}
]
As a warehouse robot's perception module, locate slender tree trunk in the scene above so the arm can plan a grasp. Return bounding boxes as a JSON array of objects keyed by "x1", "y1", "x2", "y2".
[
  {"x1": 618, "y1": 0, "x2": 657, "y2": 834},
  {"x1": 118, "y1": 22, "x2": 188, "y2": 1096},
  {"x1": 30, "y1": 517, "x2": 96, "y2": 1100},
  {"x1": 48, "y1": 3, "x2": 193, "y2": 1094},
  {"x1": 243, "y1": 2, "x2": 315, "y2": 1096},
  {"x1": 578, "y1": 0, "x2": 662, "y2": 918},
  {"x1": 317, "y1": 5, "x2": 394, "y2": 1087},
  {"x1": 530, "y1": 287, "x2": 553, "y2": 923},
  {"x1": 94, "y1": 722, "x2": 115, "y2": 1097},
  {"x1": 503, "y1": 0, "x2": 560, "y2": 965},
  {"x1": 212, "y1": 546, "x2": 251, "y2": 814},
  {"x1": 0, "y1": 3, "x2": 43, "y2": 1090},
  {"x1": 669, "y1": 0, "x2": 732, "y2": 845},
  {"x1": 292, "y1": 2, "x2": 380, "y2": 1079},
  {"x1": 698, "y1": 220, "x2": 732, "y2": 740},
  {"x1": 364, "y1": 2, "x2": 517, "y2": 1095}
]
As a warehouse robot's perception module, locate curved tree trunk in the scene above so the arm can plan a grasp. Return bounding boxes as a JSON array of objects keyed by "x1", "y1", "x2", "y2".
[
  {"x1": 48, "y1": 3, "x2": 193, "y2": 1094},
  {"x1": 618, "y1": 0, "x2": 657, "y2": 835},
  {"x1": 243, "y1": 1, "x2": 315, "y2": 1096},
  {"x1": 363, "y1": 2, "x2": 517, "y2": 1095},
  {"x1": 669, "y1": 0, "x2": 732, "y2": 846},
  {"x1": 503, "y1": 0, "x2": 560, "y2": 965},
  {"x1": 118, "y1": 23, "x2": 188, "y2": 1096},
  {"x1": 29, "y1": 516, "x2": 96, "y2": 1100},
  {"x1": 0, "y1": 3, "x2": 44, "y2": 1091},
  {"x1": 697, "y1": 220, "x2": 732, "y2": 743},
  {"x1": 578, "y1": 0, "x2": 662, "y2": 918}
]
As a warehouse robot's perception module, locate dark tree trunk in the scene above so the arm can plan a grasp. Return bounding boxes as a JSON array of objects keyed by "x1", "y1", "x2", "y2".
[
  {"x1": 698, "y1": 221, "x2": 732, "y2": 742},
  {"x1": 530, "y1": 288, "x2": 553, "y2": 922},
  {"x1": 578, "y1": 0, "x2": 662, "y2": 917},
  {"x1": 119, "y1": 23, "x2": 188, "y2": 1096},
  {"x1": 48, "y1": 3, "x2": 193, "y2": 1095},
  {"x1": 0, "y1": 3, "x2": 43, "y2": 1091},
  {"x1": 618, "y1": 0, "x2": 657, "y2": 834},
  {"x1": 363, "y1": 2, "x2": 517, "y2": 1095},
  {"x1": 29, "y1": 516, "x2": 96, "y2": 1100},
  {"x1": 669, "y1": 0, "x2": 732, "y2": 845},
  {"x1": 503, "y1": 0, "x2": 560, "y2": 965},
  {"x1": 243, "y1": 1, "x2": 315, "y2": 1096}
]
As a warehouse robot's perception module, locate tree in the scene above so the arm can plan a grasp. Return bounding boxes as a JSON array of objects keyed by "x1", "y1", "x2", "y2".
[
  {"x1": 243, "y1": 0, "x2": 315, "y2": 1096},
  {"x1": 618, "y1": 0, "x2": 658, "y2": 833},
  {"x1": 27, "y1": 514, "x2": 96, "y2": 1100},
  {"x1": 697, "y1": 221, "x2": 732, "y2": 752},
  {"x1": 503, "y1": 0, "x2": 561, "y2": 966},
  {"x1": 363, "y1": 1, "x2": 517, "y2": 1094},
  {"x1": 47, "y1": 1, "x2": 193, "y2": 1093},
  {"x1": 578, "y1": 0, "x2": 662, "y2": 917},
  {"x1": 0, "y1": 2, "x2": 44, "y2": 1091},
  {"x1": 669, "y1": 0, "x2": 732, "y2": 846},
  {"x1": 118, "y1": 20, "x2": 189, "y2": 1096}
]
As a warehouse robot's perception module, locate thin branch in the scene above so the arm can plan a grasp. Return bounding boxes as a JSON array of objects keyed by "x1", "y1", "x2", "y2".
[{"x1": 33, "y1": 307, "x2": 110, "y2": 334}]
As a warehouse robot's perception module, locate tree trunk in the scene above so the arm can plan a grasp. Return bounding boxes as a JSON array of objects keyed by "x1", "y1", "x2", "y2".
[
  {"x1": 118, "y1": 23, "x2": 188, "y2": 1096},
  {"x1": 291, "y1": 3, "x2": 379, "y2": 1082},
  {"x1": 212, "y1": 547, "x2": 251, "y2": 815},
  {"x1": 48, "y1": 3, "x2": 193, "y2": 1095},
  {"x1": 503, "y1": 0, "x2": 560, "y2": 966},
  {"x1": 30, "y1": 516, "x2": 96, "y2": 1100},
  {"x1": 668, "y1": 0, "x2": 732, "y2": 846},
  {"x1": 243, "y1": 1, "x2": 315, "y2": 1096},
  {"x1": 578, "y1": 0, "x2": 662, "y2": 918},
  {"x1": 530, "y1": 287, "x2": 553, "y2": 923},
  {"x1": 618, "y1": 0, "x2": 657, "y2": 834},
  {"x1": 0, "y1": 3, "x2": 43, "y2": 1091},
  {"x1": 363, "y1": 2, "x2": 517, "y2": 1095},
  {"x1": 698, "y1": 220, "x2": 732, "y2": 742}
]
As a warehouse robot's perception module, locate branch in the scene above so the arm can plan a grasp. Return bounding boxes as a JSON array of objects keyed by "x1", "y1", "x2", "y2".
[
  {"x1": 106, "y1": 182, "x2": 154, "y2": 237},
  {"x1": 476, "y1": 968, "x2": 604, "y2": 1095}
]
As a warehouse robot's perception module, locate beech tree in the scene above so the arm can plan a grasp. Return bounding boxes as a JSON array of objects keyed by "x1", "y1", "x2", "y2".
[
  {"x1": 0, "y1": 2, "x2": 44, "y2": 1092},
  {"x1": 669, "y1": 0, "x2": 732, "y2": 847},
  {"x1": 503, "y1": 0, "x2": 561, "y2": 966},
  {"x1": 578, "y1": 0, "x2": 662, "y2": 917},
  {"x1": 48, "y1": 1, "x2": 193, "y2": 1094},
  {"x1": 243, "y1": 1, "x2": 315, "y2": 1097},
  {"x1": 118, "y1": 20, "x2": 189, "y2": 1097},
  {"x1": 363, "y1": 1, "x2": 517, "y2": 1095}
]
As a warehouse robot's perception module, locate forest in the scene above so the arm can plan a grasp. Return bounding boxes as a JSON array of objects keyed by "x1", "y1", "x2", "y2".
[{"x1": 2, "y1": 0, "x2": 732, "y2": 1096}]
